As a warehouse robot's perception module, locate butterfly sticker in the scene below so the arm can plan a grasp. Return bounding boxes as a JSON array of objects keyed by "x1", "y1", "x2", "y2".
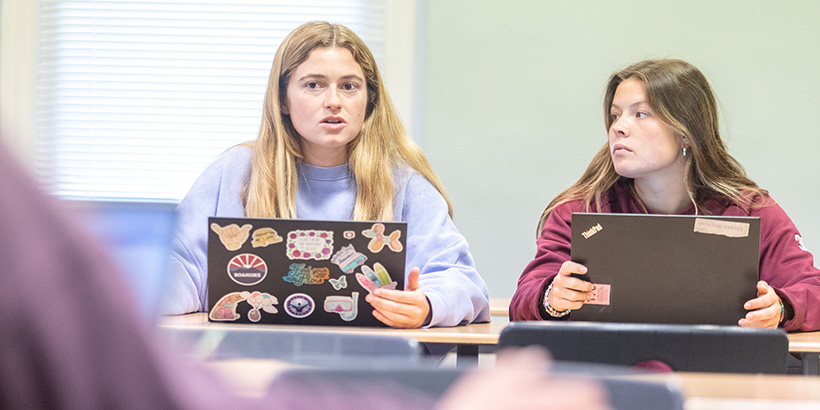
[{"x1": 329, "y1": 275, "x2": 348, "y2": 291}]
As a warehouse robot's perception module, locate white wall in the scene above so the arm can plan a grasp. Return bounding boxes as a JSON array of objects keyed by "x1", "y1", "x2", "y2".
[{"x1": 418, "y1": 0, "x2": 820, "y2": 299}]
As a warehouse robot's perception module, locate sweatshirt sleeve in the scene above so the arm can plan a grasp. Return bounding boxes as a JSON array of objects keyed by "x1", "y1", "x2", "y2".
[
  {"x1": 400, "y1": 174, "x2": 490, "y2": 327},
  {"x1": 756, "y1": 200, "x2": 820, "y2": 331},
  {"x1": 509, "y1": 202, "x2": 577, "y2": 321},
  {"x1": 162, "y1": 146, "x2": 252, "y2": 315}
]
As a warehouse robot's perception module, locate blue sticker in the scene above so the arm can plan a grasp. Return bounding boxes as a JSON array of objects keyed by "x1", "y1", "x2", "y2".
[{"x1": 284, "y1": 293, "x2": 315, "y2": 318}]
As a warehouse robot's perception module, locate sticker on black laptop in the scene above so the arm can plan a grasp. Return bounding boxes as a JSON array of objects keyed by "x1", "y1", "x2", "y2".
[
  {"x1": 362, "y1": 223, "x2": 403, "y2": 253},
  {"x1": 693, "y1": 218, "x2": 750, "y2": 238},
  {"x1": 355, "y1": 262, "x2": 398, "y2": 294},
  {"x1": 282, "y1": 263, "x2": 330, "y2": 286},
  {"x1": 330, "y1": 244, "x2": 367, "y2": 273},
  {"x1": 584, "y1": 284, "x2": 611, "y2": 306},
  {"x1": 246, "y1": 291, "x2": 279, "y2": 321},
  {"x1": 211, "y1": 223, "x2": 252, "y2": 251},
  {"x1": 329, "y1": 275, "x2": 348, "y2": 290},
  {"x1": 227, "y1": 253, "x2": 268, "y2": 286},
  {"x1": 286, "y1": 230, "x2": 334, "y2": 260},
  {"x1": 209, "y1": 291, "x2": 279, "y2": 322},
  {"x1": 251, "y1": 227, "x2": 283, "y2": 248},
  {"x1": 284, "y1": 293, "x2": 315, "y2": 318},
  {"x1": 324, "y1": 292, "x2": 359, "y2": 321},
  {"x1": 343, "y1": 230, "x2": 355, "y2": 240},
  {"x1": 210, "y1": 292, "x2": 248, "y2": 321}
]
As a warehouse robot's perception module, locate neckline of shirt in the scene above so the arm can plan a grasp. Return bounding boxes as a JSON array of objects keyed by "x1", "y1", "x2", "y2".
[{"x1": 298, "y1": 161, "x2": 352, "y2": 181}]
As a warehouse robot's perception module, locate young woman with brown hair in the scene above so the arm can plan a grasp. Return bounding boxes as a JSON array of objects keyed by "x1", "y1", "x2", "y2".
[{"x1": 511, "y1": 59, "x2": 820, "y2": 331}]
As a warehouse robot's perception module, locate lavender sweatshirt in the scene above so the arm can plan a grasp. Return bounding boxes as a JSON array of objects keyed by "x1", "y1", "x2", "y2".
[{"x1": 164, "y1": 145, "x2": 490, "y2": 327}]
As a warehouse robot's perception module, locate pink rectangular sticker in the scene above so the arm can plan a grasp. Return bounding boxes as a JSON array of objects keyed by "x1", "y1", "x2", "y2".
[{"x1": 585, "y1": 284, "x2": 611, "y2": 305}]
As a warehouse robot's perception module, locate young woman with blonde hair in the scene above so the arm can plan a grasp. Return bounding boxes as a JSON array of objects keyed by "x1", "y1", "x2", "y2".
[
  {"x1": 167, "y1": 21, "x2": 490, "y2": 328},
  {"x1": 510, "y1": 59, "x2": 820, "y2": 331}
]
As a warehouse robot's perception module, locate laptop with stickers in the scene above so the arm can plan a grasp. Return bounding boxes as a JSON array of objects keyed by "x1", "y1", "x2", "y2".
[
  {"x1": 570, "y1": 213, "x2": 760, "y2": 326},
  {"x1": 207, "y1": 217, "x2": 406, "y2": 327}
]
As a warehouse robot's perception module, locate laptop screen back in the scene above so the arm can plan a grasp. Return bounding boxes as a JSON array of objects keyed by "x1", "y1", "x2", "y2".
[{"x1": 570, "y1": 213, "x2": 760, "y2": 326}]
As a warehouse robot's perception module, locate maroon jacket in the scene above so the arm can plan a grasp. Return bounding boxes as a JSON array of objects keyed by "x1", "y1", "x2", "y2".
[
  {"x1": 510, "y1": 180, "x2": 820, "y2": 332},
  {"x1": 0, "y1": 144, "x2": 434, "y2": 410}
]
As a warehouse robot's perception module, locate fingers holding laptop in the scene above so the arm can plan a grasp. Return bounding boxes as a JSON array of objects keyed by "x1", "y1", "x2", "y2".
[
  {"x1": 366, "y1": 267, "x2": 431, "y2": 328},
  {"x1": 548, "y1": 261, "x2": 595, "y2": 312},
  {"x1": 739, "y1": 281, "x2": 781, "y2": 328}
]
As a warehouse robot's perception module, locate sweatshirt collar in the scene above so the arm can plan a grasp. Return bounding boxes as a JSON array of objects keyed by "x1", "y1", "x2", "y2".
[{"x1": 297, "y1": 161, "x2": 351, "y2": 181}]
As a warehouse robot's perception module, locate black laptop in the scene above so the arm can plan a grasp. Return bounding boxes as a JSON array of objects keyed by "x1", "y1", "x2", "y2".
[
  {"x1": 570, "y1": 213, "x2": 760, "y2": 326},
  {"x1": 207, "y1": 217, "x2": 406, "y2": 327}
]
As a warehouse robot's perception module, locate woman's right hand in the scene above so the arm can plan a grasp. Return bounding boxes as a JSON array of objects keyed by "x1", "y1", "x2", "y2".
[{"x1": 547, "y1": 261, "x2": 595, "y2": 312}]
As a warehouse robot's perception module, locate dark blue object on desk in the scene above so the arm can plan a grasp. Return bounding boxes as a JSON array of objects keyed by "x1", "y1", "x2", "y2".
[{"x1": 499, "y1": 321, "x2": 789, "y2": 374}]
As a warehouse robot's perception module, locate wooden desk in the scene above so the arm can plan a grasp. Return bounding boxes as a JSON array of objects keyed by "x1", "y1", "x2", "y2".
[
  {"x1": 634, "y1": 372, "x2": 820, "y2": 409},
  {"x1": 489, "y1": 297, "x2": 510, "y2": 317},
  {"x1": 159, "y1": 313, "x2": 508, "y2": 366},
  {"x1": 159, "y1": 313, "x2": 820, "y2": 370}
]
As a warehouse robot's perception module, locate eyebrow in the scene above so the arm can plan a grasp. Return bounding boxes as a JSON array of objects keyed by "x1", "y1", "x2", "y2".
[
  {"x1": 610, "y1": 100, "x2": 650, "y2": 110},
  {"x1": 296, "y1": 73, "x2": 365, "y2": 83}
]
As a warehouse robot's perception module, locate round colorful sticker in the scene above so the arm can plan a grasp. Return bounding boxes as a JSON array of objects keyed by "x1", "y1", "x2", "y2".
[
  {"x1": 227, "y1": 253, "x2": 268, "y2": 286},
  {"x1": 284, "y1": 293, "x2": 315, "y2": 318}
]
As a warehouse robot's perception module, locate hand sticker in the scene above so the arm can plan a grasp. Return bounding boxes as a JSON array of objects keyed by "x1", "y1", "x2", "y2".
[{"x1": 211, "y1": 223, "x2": 252, "y2": 251}]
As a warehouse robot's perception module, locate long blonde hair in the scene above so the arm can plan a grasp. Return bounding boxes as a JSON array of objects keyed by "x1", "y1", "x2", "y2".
[
  {"x1": 244, "y1": 21, "x2": 451, "y2": 220},
  {"x1": 537, "y1": 59, "x2": 766, "y2": 234}
]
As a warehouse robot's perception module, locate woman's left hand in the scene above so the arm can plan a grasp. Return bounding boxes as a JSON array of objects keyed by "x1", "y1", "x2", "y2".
[
  {"x1": 365, "y1": 267, "x2": 430, "y2": 328},
  {"x1": 739, "y1": 281, "x2": 781, "y2": 329}
]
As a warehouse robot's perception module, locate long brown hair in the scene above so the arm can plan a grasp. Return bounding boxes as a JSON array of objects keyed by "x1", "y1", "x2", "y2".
[
  {"x1": 536, "y1": 59, "x2": 766, "y2": 234},
  {"x1": 244, "y1": 21, "x2": 451, "y2": 220}
]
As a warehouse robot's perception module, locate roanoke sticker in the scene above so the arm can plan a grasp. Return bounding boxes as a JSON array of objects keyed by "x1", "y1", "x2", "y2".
[{"x1": 227, "y1": 253, "x2": 268, "y2": 286}]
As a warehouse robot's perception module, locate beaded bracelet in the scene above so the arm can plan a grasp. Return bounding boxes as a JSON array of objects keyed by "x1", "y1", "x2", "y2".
[
  {"x1": 543, "y1": 282, "x2": 571, "y2": 318},
  {"x1": 778, "y1": 298, "x2": 785, "y2": 325}
]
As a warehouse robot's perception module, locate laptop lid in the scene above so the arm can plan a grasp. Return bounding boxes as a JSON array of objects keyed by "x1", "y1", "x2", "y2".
[
  {"x1": 65, "y1": 200, "x2": 177, "y2": 322},
  {"x1": 570, "y1": 213, "x2": 760, "y2": 326},
  {"x1": 208, "y1": 217, "x2": 406, "y2": 327}
]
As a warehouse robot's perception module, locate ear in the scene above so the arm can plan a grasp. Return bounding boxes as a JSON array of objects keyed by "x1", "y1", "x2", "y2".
[{"x1": 281, "y1": 102, "x2": 289, "y2": 115}]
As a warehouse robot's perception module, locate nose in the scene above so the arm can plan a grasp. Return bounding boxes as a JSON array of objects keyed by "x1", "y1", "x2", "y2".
[
  {"x1": 610, "y1": 116, "x2": 628, "y2": 137},
  {"x1": 324, "y1": 88, "x2": 342, "y2": 111}
]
